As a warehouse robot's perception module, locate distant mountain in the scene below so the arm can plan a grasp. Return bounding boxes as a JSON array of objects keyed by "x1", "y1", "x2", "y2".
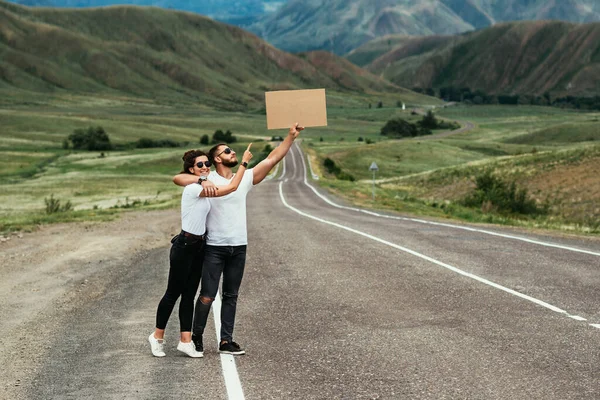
[
  {"x1": 360, "y1": 21, "x2": 600, "y2": 97},
  {"x1": 0, "y1": 0, "x2": 409, "y2": 109},
  {"x1": 248, "y1": 0, "x2": 600, "y2": 55},
  {"x1": 6, "y1": 0, "x2": 286, "y2": 22}
]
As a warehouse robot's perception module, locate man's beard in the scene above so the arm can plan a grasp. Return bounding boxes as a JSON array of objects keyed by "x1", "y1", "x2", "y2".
[{"x1": 222, "y1": 159, "x2": 238, "y2": 168}]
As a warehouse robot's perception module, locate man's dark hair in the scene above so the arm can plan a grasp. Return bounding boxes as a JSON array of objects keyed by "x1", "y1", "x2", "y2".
[
  {"x1": 181, "y1": 149, "x2": 207, "y2": 174},
  {"x1": 208, "y1": 143, "x2": 228, "y2": 163}
]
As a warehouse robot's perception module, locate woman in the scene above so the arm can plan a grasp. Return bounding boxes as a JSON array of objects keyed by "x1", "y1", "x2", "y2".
[{"x1": 148, "y1": 144, "x2": 252, "y2": 358}]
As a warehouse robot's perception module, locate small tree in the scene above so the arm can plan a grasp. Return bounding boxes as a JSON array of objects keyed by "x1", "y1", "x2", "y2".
[
  {"x1": 381, "y1": 118, "x2": 418, "y2": 137},
  {"x1": 419, "y1": 110, "x2": 438, "y2": 130},
  {"x1": 68, "y1": 126, "x2": 112, "y2": 151},
  {"x1": 200, "y1": 134, "x2": 209, "y2": 145},
  {"x1": 212, "y1": 129, "x2": 237, "y2": 143}
]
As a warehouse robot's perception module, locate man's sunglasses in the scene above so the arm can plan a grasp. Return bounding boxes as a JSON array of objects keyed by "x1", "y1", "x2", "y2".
[
  {"x1": 196, "y1": 161, "x2": 212, "y2": 168},
  {"x1": 216, "y1": 147, "x2": 232, "y2": 157}
]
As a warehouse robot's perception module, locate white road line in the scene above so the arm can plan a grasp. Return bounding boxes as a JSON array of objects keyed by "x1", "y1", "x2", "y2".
[
  {"x1": 568, "y1": 315, "x2": 587, "y2": 321},
  {"x1": 285, "y1": 144, "x2": 599, "y2": 327},
  {"x1": 293, "y1": 144, "x2": 600, "y2": 258},
  {"x1": 265, "y1": 162, "x2": 280, "y2": 181},
  {"x1": 213, "y1": 291, "x2": 245, "y2": 400},
  {"x1": 278, "y1": 151, "x2": 287, "y2": 181},
  {"x1": 288, "y1": 144, "x2": 299, "y2": 180},
  {"x1": 279, "y1": 182, "x2": 572, "y2": 317},
  {"x1": 301, "y1": 141, "x2": 319, "y2": 180}
]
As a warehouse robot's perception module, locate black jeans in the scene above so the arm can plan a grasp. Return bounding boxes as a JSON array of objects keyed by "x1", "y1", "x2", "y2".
[
  {"x1": 193, "y1": 245, "x2": 247, "y2": 342},
  {"x1": 155, "y1": 233, "x2": 205, "y2": 332}
]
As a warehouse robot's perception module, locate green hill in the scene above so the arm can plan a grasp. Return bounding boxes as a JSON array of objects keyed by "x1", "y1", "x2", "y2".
[
  {"x1": 361, "y1": 21, "x2": 600, "y2": 97},
  {"x1": 347, "y1": 35, "x2": 456, "y2": 68},
  {"x1": 505, "y1": 121, "x2": 600, "y2": 145},
  {"x1": 0, "y1": 1, "x2": 429, "y2": 110}
]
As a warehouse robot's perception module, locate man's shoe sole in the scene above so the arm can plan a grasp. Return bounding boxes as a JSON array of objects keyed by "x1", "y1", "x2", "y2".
[{"x1": 219, "y1": 350, "x2": 245, "y2": 355}]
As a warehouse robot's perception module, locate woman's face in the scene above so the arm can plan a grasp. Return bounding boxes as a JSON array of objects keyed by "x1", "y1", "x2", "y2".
[{"x1": 189, "y1": 155, "x2": 211, "y2": 176}]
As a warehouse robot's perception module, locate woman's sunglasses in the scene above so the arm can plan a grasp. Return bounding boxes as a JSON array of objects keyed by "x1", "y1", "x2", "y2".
[
  {"x1": 216, "y1": 147, "x2": 232, "y2": 156},
  {"x1": 196, "y1": 161, "x2": 212, "y2": 168}
]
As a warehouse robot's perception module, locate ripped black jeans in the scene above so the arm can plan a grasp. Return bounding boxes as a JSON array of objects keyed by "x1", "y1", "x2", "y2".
[
  {"x1": 192, "y1": 245, "x2": 247, "y2": 342},
  {"x1": 155, "y1": 233, "x2": 205, "y2": 332}
]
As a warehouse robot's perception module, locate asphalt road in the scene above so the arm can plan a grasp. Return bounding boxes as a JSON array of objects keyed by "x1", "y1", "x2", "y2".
[{"x1": 13, "y1": 143, "x2": 600, "y2": 399}]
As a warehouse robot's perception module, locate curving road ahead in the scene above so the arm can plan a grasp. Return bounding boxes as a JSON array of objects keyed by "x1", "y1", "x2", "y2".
[{"x1": 17, "y1": 143, "x2": 600, "y2": 399}]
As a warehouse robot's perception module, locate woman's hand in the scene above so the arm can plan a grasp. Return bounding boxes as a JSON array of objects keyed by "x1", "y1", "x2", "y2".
[{"x1": 242, "y1": 143, "x2": 253, "y2": 165}]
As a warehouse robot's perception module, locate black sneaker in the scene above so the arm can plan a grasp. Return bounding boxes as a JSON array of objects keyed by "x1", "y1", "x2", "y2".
[
  {"x1": 192, "y1": 334, "x2": 203, "y2": 353},
  {"x1": 219, "y1": 340, "x2": 245, "y2": 355}
]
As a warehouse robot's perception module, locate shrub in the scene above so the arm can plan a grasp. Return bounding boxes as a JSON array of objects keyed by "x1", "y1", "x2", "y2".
[
  {"x1": 323, "y1": 158, "x2": 355, "y2": 181},
  {"x1": 323, "y1": 158, "x2": 336, "y2": 171},
  {"x1": 68, "y1": 126, "x2": 112, "y2": 151},
  {"x1": 419, "y1": 110, "x2": 438, "y2": 130},
  {"x1": 462, "y1": 170, "x2": 546, "y2": 215},
  {"x1": 135, "y1": 138, "x2": 180, "y2": 148},
  {"x1": 200, "y1": 134, "x2": 209, "y2": 145},
  {"x1": 213, "y1": 129, "x2": 237, "y2": 143},
  {"x1": 357, "y1": 137, "x2": 364, "y2": 142},
  {"x1": 44, "y1": 194, "x2": 73, "y2": 214},
  {"x1": 381, "y1": 118, "x2": 430, "y2": 138}
]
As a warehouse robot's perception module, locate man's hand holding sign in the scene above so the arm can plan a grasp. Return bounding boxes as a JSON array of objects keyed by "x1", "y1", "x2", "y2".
[{"x1": 252, "y1": 88, "x2": 327, "y2": 183}]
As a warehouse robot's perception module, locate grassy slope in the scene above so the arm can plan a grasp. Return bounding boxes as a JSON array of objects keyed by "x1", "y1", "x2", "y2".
[
  {"x1": 0, "y1": 0, "x2": 436, "y2": 110},
  {"x1": 362, "y1": 21, "x2": 600, "y2": 97},
  {"x1": 346, "y1": 35, "x2": 455, "y2": 67}
]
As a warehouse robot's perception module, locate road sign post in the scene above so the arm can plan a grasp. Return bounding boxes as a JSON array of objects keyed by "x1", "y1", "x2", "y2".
[{"x1": 369, "y1": 161, "x2": 379, "y2": 201}]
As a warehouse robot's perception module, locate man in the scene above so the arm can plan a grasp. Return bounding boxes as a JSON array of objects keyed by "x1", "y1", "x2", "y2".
[{"x1": 173, "y1": 122, "x2": 304, "y2": 355}]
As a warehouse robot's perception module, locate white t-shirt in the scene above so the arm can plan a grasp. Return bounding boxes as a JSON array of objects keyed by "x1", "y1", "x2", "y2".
[
  {"x1": 206, "y1": 169, "x2": 254, "y2": 246},
  {"x1": 181, "y1": 183, "x2": 210, "y2": 235}
]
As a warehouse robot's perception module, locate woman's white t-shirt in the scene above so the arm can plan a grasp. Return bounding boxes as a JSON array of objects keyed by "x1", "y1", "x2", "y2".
[{"x1": 181, "y1": 183, "x2": 210, "y2": 235}]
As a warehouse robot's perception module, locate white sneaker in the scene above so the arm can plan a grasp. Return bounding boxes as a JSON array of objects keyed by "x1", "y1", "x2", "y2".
[
  {"x1": 177, "y1": 341, "x2": 204, "y2": 358},
  {"x1": 148, "y1": 333, "x2": 166, "y2": 357}
]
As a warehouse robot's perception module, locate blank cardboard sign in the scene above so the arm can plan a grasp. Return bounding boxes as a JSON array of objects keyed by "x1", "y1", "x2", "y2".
[{"x1": 265, "y1": 89, "x2": 327, "y2": 130}]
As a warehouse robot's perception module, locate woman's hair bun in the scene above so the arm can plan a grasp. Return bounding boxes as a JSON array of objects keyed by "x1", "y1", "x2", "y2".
[{"x1": 182, "y1": 150, "x2": 195, "y2": 161}]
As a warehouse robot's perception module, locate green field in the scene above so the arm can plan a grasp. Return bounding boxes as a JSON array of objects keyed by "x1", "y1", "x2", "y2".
[{"x1": 1, "y1": 97, "x2": 599, "y2": 235}]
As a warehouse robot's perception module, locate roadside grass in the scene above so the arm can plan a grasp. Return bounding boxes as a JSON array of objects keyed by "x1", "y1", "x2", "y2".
[
  {"x1": 313, "y1": 140, "x2": 485, "y2": 180},
  {"x1": 306, "y1": 105, "x2": 600, "y2": 235}
]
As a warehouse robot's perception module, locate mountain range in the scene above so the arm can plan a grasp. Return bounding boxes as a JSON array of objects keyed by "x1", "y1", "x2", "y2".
[
  {"x1": 0, "y1": 0, "x2": 415, "y2": 109},
  {"x1": 249, "y1": 0, "x2": 600, "y2": 54},
  {"x1": 7, "y1": 0, "x2": 600, "y2": 55},
  {"x1": 6, "y1": 0, "x2": 285, "y2": 21},
  {"x1": 351, "y1": 20, "x2": 600, "y2": 97}
]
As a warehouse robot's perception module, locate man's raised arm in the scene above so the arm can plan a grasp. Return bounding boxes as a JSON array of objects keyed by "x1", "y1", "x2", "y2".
[{"x1": 252, "y1": 123, "x2": 304, "y2": 185}]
